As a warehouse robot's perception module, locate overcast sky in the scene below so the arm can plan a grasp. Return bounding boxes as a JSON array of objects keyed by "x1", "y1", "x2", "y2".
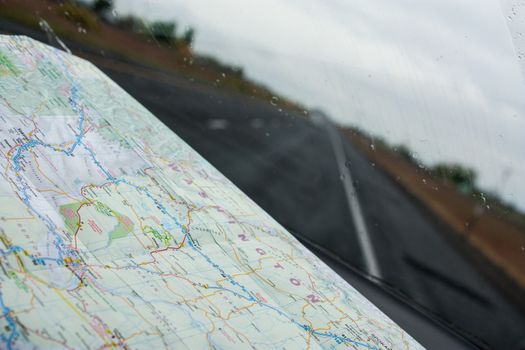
[{"x1": 115, "y1": 0, "x2": 525, "y2": 211}]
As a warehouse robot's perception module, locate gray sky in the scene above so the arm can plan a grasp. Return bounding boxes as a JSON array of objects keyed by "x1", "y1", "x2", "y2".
[{"x1": 115, "y1": 0, "x2": 525, "y2": 211}]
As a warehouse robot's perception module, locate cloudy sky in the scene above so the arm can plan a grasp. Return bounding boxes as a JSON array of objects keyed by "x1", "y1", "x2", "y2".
[{"x1": 115, "y1": 0, "x2": 525, "y2": 211}]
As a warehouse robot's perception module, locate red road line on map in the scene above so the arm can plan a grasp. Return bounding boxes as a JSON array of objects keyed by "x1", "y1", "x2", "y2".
[
  {"x1": 143, "y1": 206, "x2": 196, "y2": 264},
  {"x1": 147, "y1": 235, "x2": 187, "y2": 260},
  {"x1": 72, "y1": 202, "x2": 89, "y2": 250},
  {"x1": 74, "y1": 181, "x2": 116, "y2": 250}
]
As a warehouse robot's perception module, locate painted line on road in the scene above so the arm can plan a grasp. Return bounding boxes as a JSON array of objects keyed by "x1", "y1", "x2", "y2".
[{"x1": 316, "y1": 113, "x2": 382, "y2": 278}]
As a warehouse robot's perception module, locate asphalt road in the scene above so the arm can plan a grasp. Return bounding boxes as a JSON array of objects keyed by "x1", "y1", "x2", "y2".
[{"x1": 1, "y1": 21, "x2": 525, "y2": 349}]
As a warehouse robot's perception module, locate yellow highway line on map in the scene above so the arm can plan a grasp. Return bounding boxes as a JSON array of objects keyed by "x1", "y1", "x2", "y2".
[
  {"x1": 54, "y1": 288, "x2": 114, "y2": 347},
  {"x1": 53, "y1": 288, "x2": 88, "y2": 322}
]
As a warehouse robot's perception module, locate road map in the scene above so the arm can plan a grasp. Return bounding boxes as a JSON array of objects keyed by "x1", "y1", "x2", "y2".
[{"x1": 0, "y1": 36, "x2": 423, "y2": 349}]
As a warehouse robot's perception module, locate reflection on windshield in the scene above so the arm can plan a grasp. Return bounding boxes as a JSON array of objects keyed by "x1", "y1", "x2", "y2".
[{"x1": 1, "y1": 0, "x2": 525, "y2": 348}]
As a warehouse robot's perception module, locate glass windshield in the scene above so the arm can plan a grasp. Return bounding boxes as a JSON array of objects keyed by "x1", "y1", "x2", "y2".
[{"x1": 1, "y1": 0, "x2": 525, "y2": 348}]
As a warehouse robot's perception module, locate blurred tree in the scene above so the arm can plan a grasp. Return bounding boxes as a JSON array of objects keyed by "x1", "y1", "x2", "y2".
[
  {"x1": 431, "y1": 163, "x2": 477, "y2": 191},
  {"x1": 116, "y1": 15, "x2": 146, "y2": 34},
  {"x1": 149, "y1": 21, "x2": 177, "y2": 44},
  {"x1": 91, "y1": 0, "x2": 113, "y2": 15},
  {"x1": 181, "y1": 27, "x2": 195, "y2": 46},
  {"x1": 394, "y1": 144, "x2": 413, "y2": 163}
]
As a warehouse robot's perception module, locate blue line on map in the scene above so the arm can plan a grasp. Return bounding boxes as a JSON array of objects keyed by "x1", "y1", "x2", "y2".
[
  {"x1": 0, "y1": 246, "x2": 23, "y2": 256},
  {"x1": 0, "y1": 292, "x2": 17, "y2": 350},
  {"x1": 3, "y1": 48, "x2": 379, "y2": 350}
]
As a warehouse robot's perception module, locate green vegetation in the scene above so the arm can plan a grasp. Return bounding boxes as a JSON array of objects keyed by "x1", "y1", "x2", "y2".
[
  {"x1": 91, "y1": 0, "x2": 113, "y2": 15},
  {"x1": 59, "y1": 202, "x2": 83, "y2": 234},
  {"x1": 94, "y1": 201, "x2": 114, "y2": 216},
  {"x1": 181, "y1": 27, "x2": 195, "y2": 46},
  {"x1": 57, "y1": 1, "x2": 100, "y2": 31},
  {"x1": 108, "y1": 214, "x2": 134, "y2": 242},
  {"x1": 430, "y1": 163, "x2": 476, "y2": 193},
  {"x1": 149, "y1": 20, "x2": 177, "y2": 44},
  {"x1": 0, "y1": 51, "x2": 19, "y2": 76},
  {"x1": 144, "y1": 225, "x2": 173, "y2": 246},
  {"x1": 127, "y1": 19, "x2": 195, "y2": 47},
  {"x1": 114, "y1": 14, "x2": 147, "y2": 33},
  {"x1": 393, "y1": 144, "x2": 413, "y2": 163},
  {"x1": 88, "y1": 0, "x2": 195, "y2": 47}
]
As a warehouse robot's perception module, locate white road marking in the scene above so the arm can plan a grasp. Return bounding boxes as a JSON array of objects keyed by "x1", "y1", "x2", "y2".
[{"x1": 314, "y1": 112, "x2": 382, "y2": 278}]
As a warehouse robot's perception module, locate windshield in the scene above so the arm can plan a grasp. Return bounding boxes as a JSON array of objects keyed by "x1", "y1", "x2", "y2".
[{"x1": 1, "y1": 0, "x2": 525, "y2": 349}]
